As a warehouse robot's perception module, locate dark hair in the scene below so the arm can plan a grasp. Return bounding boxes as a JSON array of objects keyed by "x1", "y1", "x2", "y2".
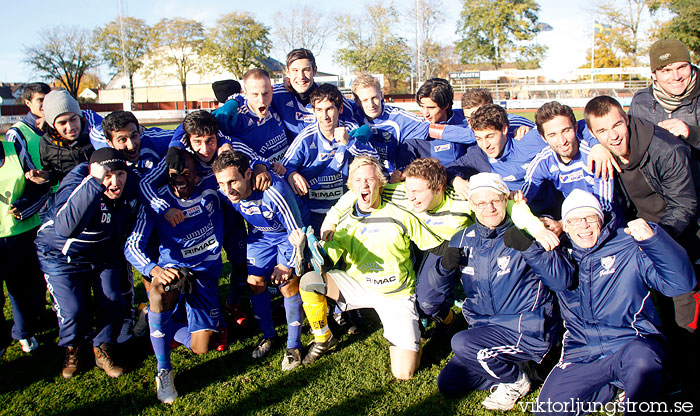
[
  {"x1": 22, "y1": 82, "x2": 51, "y2": 102},
  {"x1": 212, "y1": 150, "x2": 250, "y2": 177},
  {"x1": 102, "y1": 111, "x2": 140, "y2": 142},
  {"x1": 242, "y1": 68, "x2": 271, "y2": 83},
  {"x1": 286, "y1": 48, "x2": 316, "y2": 70},
  {"x1": 583, "y1": 96, "x2": 624, "y2": 129},
  {"x1": 460, "y1": 88, "x2": 493, "y2": 110},
  {"x1": 416, "y1": 78, "x2": 453, "y2": 109},
  {"x1": 469, "y1": 104, "x2": 509, "y2": 132},
  {"x1": 310, "y1": 84, "x2": 343, "y2": 109},
  {"x1": 182, "y1": 110, "x2": 218, "y2": 140},
  {"x1": 535, "y1": 102, "x2": 576, "y2": 136}
]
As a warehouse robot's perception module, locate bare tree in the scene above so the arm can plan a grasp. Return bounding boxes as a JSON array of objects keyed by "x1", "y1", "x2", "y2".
[
  {"x1": 150, "y1": 18, "x2": 206, "y2": 110},
  {"x1": 95, "y1": 17, "x2": 151, "y2": 110},
  {"x1": 272, "y1": 7, "x2": 333, "y2": 57},
  {"x1": 594, "y1": 0, "x2": 654, "y2": 65},
  {"x1": 24, "y1": 26, "x2": 100, "y2": 98},
  {"x1": 407, "y1": 0, "x2": 445, "y2": 82}
]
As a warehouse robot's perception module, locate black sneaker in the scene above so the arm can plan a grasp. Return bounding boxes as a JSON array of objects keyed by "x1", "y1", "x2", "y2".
[
  {"x1": 333, "y1": 311, "x2": 359, "y2": 335},
  {"x1": 252, "y1": 337, "x2": 275, "y2": 359},
  {"x1": 302, "y1": 335, "x2": 338, "y2": 365}
]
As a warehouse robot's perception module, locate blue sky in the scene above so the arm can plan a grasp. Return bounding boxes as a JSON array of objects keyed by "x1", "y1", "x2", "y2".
[{"x1": 0, "y1": 0, "x2": 612, "y2": 83}]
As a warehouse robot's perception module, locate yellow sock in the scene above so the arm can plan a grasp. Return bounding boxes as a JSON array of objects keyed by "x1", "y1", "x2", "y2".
[
  {"x1": 442, "y1": 309, "x2": 455, "y2": 325},
  {"x1": 300, "y1": 289, "x2": 331, "y2": 342}
]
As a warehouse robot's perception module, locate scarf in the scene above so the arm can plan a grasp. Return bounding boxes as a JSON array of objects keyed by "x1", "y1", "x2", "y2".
[{"x1": 652, "y1": 66, "x2": 698, "y2": 112}]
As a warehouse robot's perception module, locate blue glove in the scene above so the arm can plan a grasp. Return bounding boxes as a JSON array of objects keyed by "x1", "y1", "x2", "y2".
[{"x1": 212, "y1": 99, "x2": 239, "y2": 135}]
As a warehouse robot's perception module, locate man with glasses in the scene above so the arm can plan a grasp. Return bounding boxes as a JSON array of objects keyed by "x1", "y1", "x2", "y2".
[
  {"x1": 433, "y1": 172, "x2": 571, "y2": 411},
  {"x1": 535, "y1": 190, "x2": 696, "y2": 414}
]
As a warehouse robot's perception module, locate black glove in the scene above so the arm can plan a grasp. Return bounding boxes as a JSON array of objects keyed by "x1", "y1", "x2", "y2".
[
  {"x1": 164, "y1": 267, "x2": 196, "y2": 294},
  {"x1": 673, "y1": 290, "x2": 700, "y2": 333},
  {"x1": 440, "y1": 246, "x2": 462, "y2": 271},
  {"x1": 165, "y1": 147, "x2": 186, "y2": 173},
  {"x1": 503, "y1": 226, "x2": 535, "y2": 252}
]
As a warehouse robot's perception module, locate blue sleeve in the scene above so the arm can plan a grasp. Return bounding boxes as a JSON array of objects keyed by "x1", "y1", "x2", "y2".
[
  {"x1": 124, "y1": 205, "x2": 158, "y2": 278},
  {"x1": 280, "y1": 135, "x2": 307, "y2": 179},
  {"x1": 168, "y1": 125, "x2": 187, "y2": 149},
  {"x1": 138, "y1": 158, "x2": 171, "y2": 215},
  {"x1": 53, "y1": 171, "x2": 104, "y2": 238},
  {"x1": 445, "y1": 145, "x2": 491, "y2": 180},
  {"x1": 577, "y1": 119, "x2": 599, "y2": 146},
  {"x1": 5, "y1": 128, "x2": 38, "y2": 170},
  {"x1": 143, "y1": 127, "x2": 176, "y2": 158},
  {"x1": 440, "y1": 124, "x2": 476, "y2": 145},
  {"x1": 521, "y1": 242, "x2": 575, "y2": 292},
  {"x1": 521, "y1": 150, "x2": 550, "y2": 203},
  {"x1": 637, "y1": 224, "x2": 697, "y2": 296}
]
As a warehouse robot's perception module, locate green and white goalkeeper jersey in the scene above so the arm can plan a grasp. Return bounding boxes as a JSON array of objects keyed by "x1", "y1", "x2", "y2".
[
  {"x1": 323, "y1": 200, "x2": 442, "y2": 298},
  {"x1": 323, "y1": 183, "x2": 545, "y2": 242}
]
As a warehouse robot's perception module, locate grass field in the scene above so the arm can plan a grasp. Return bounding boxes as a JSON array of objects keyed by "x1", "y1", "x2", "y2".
[
  {"x1": 2, "y1": 114, "x2": 617, "y2": 415},
  {"x1": 1, "y1": 268, "x2": 555, "y2": 416}
]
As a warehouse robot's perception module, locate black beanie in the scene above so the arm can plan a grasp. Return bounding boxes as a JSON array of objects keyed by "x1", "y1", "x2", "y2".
[
  {"x1": 212, "y1": 80, "x2": 242, "y2": 103},
  {"x1": 89, "y1": 147, "x2": 128, "y2": 171}
]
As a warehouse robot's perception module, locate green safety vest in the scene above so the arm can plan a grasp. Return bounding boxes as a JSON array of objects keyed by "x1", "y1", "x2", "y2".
[
  {"x1": 10, "y1": 121, "x2": 43, "y2": 169},
  {"x1": 0, "y1": 141, "x2": 41, "y2": 237}
]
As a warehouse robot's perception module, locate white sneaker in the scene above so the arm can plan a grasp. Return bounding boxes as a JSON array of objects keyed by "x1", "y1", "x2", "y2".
[
  {"x1": 19, "y1": 337, "x2": 39, "y2": 353},
  {"x1": 156, "y1": 369, "x2": 178, "y2": 404},
  {"x1": 482, "y1": 370, "x2": 531, "y2": 411}
]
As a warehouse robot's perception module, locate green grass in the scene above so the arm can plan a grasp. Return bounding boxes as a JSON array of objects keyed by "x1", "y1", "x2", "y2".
[{"x1": 1, "y1": 265, "x2": 558, "y2": 416}]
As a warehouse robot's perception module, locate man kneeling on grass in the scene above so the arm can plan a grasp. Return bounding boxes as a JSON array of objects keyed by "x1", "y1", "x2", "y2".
[
  {"x1": 124, "y1": 148, "x2": 231, "y2": 404},
  {"x1": 294, "y1": 156, "x2": 444, "y2": 379}
]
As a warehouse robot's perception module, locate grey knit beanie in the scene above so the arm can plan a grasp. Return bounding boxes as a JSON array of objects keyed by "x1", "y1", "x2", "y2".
[{"x1": 43, "y1": 90, "x2": 82, "y2": 128}]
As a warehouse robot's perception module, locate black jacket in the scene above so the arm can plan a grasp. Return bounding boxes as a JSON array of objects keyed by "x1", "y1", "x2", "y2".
[
  {"x1": 614, "y1": 116, "x2": 700, "y2": 244},
  {"x1": 629, "y1": 69, "x2": 700, "y2": 149},
  {"x1": 39, "y1": 121, "x2": 94, "y2": 186}
]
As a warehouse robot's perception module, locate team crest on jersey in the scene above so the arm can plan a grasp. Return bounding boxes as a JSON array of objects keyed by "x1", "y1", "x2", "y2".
[
  {"x1": 496, "y1": 256, "x2": 511, "y2": 276},
  {"x1": 600, "y1": 255, "x2": 616, "y2": 276},
  {"x1": 334, "y1": 152, "x2": 343, "y2": 162},
  {"x1": 182, "y1": 205, "x2": 203, "y2": 218},
  {"x1": 381, "y1": 131, "x2": 393, "y2": 141},
  {"x1": 262, "y1": 210, "x2": 274, "y2": 219}
]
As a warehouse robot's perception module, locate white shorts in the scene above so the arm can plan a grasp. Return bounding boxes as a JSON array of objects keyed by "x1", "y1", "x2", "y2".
[{"x1": 327, "y1": 269, "x2": 420, "y2": 352}]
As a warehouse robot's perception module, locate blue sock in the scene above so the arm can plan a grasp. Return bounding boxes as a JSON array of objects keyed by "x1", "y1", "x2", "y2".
[
  {"x1": 227, "y1": 265, "x2": 246, "y2": 306},
  {"x1": 250, "y1": 290, "x2": 276, "y2": 339},
  {"x1": 173, "y1": 323, "x2": 191, "y2": 349},
  {"x1": 148, "y1": 308, "x2": 172, "y2": 371},
  {"x1": 284, "y1": 292, "x2": 303, "y2": 349}
]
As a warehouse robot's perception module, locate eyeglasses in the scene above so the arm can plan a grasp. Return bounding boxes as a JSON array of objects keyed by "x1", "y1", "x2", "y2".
[
  {"x1": 471, "y1": 195, "x2": 506, "y2": 210},
  {"x1": 565, "y1": 215, "x2": 600, "y2": 227}
]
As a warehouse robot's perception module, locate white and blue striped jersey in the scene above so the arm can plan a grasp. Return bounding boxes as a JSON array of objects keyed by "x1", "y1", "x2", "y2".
[
  {"x1": 522, "y1": 127, "x2": 614, "y2": 212},
  {"x1": 271, "y1": 82, "x2": 360, "y2": 139},
  {"x1": 225, "y1": 175, "x2": 306, "y2": 269},
  {"x1": 363, "y1": 104, "x2": 475, "y2": 173},
  {"x1": 138, "y1": 128, "x2": 267, "y2": 216},
  {"x1": 91, "y1": 126, "x2": 173, "y2": 174},
  {"x1": 125, "y1": 175, "x2": 225, "y2": 279},
  {"x1": 281, "y1": 120, "x2": 378, "y2": 215},
  {"x1": 218, "y1": 101, "x2": 291, "y2": 163}
]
